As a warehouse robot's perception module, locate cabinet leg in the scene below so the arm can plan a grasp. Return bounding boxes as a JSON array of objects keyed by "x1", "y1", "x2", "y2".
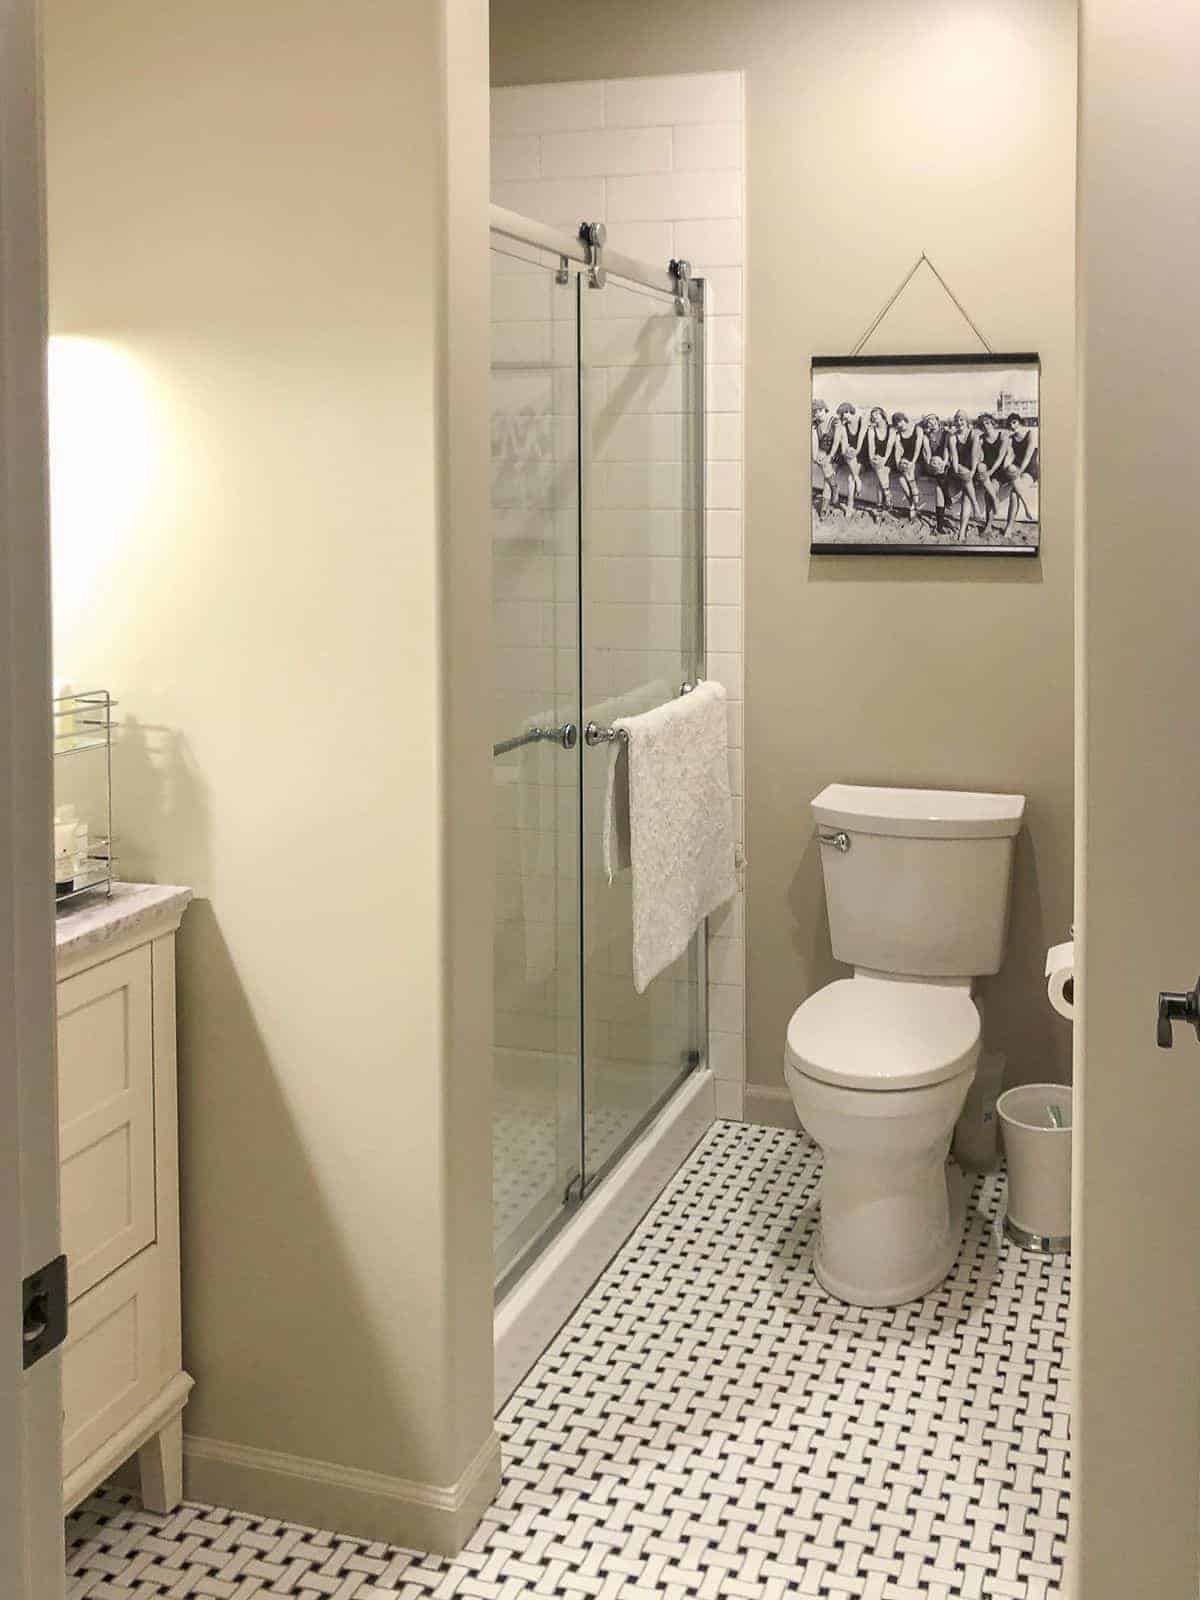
[{"x1": 137, "y1": 1413, "x2": 184, "y2": 1513}]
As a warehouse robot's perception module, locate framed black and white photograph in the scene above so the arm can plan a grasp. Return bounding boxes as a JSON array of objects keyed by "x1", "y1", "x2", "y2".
[{"x1": 810, "y1": 353, "x2": 1041, "y2": 556}]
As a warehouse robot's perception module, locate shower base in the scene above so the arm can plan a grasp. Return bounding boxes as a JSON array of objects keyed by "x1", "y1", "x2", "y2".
[
  {"x1": 492, "y1": 1051, "x2": 649, "y2": 1270},
  {"x1": 493, "y1": 1064, "x2": 714, "y2": 1408}
]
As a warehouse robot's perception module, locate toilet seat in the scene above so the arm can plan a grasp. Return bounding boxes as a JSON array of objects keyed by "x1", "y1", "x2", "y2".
[{"x1": 785, "y1": 978, "x2": 979, "y2": 1091}]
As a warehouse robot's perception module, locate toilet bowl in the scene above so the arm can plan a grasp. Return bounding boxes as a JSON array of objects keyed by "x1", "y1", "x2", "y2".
[
  {"x1": 786, "y1": 975, "x2": 980, "y2": 1305},
  {"x1": 786, "y1": 783, "x2": 1025, "y2": 1307}
]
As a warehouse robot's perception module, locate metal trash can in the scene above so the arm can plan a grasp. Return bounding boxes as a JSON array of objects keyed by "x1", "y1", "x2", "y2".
[{"x1": 996, "y1": 1083, "x2": 1073, "y2": 1253}]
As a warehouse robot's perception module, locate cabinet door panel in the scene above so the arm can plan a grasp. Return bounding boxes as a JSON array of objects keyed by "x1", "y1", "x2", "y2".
[
  {"x1": 61, "y1": 1246, "x2": 164, "y2": 1489},
  {"x1": 57, "y1": 946, "x2": 156, "y2": 1299}
]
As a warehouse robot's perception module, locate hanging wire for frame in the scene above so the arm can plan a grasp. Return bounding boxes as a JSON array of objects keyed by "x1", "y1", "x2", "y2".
[{"x1": 850, "y1": 253, "x2": 994, "y2": 357}]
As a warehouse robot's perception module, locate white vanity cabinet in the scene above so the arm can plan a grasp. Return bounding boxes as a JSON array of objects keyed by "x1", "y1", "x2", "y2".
[{"x1": 56, "y1": 884, "x2": 193, "y2": 1515}]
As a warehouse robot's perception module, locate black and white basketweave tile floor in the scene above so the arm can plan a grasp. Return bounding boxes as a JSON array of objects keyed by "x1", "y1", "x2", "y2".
[{"x1": 65, "y1": 1121, "x2": 1071, "y2": 1600}]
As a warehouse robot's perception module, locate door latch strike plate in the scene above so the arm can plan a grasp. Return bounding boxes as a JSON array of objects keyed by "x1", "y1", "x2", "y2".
[{"x1": 22, "y1": 1254, "x2": 68, "y2": 1370}]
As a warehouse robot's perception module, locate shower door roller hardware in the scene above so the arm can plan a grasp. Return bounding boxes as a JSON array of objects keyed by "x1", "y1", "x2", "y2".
[
  {"x1": 670, "y1": 257, "x2": 693, "y2": 317},
  {"x1": 1156, "y1": 979, "x2": 1200, "y2": 1047},
  {"x1": 818, "y1": 829, "x2": 851, "y2": 853},
  {"x1": 22, "y1": 1254, "x2": 67, "y2": 1370},
  {"x1": 579, "y1": 220, "x2": 607, "y2": 289}
]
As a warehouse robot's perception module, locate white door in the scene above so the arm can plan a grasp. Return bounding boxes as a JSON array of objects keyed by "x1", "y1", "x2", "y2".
[
  {"x1": 0, "y1": 0, "x2": 66, "y2": 1594},
  {"x1": 1074, "y1": 2, "x2": 1200, "y2": 1594}
]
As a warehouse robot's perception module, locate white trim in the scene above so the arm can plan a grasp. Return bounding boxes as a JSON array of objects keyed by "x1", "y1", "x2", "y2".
[
  {"x1": 494, "y1": 1068, "x2": 715, "y2": 1410},
  {"x1": 743, "y1": 1083, "x2": 801, "y2": 1130},
  {"x1": 183, "y1": 1426, "x2": 502, "y2": 1557}
]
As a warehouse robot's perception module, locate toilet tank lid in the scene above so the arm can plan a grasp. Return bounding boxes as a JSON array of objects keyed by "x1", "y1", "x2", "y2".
[{"x1": 812, "y1": 783, "x2": 1026, "y2": 840}]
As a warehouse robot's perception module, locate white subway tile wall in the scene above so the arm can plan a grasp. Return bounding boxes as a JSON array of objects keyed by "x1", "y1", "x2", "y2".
[{"x1": 492, "y1": 71, "x2": 747, "y2": 1114}]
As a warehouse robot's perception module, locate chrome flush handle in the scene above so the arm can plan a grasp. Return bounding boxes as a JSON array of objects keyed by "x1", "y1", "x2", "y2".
[{"x1": 818, "y1": 829, "x2": 851, "y2": 853}]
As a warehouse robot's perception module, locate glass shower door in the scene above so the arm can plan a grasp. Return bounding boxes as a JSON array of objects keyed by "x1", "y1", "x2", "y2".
[
  {"x1": 578, "y1": 272, "x2": 706, "y2": 1185},
  {"x1": 490, "y1": 240, "x2": 583, "y2": 1281}
]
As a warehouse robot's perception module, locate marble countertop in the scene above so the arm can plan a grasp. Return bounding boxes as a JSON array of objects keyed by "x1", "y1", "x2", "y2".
[{"x1": 55, "y1": 882, "x2": 193, "y2": 962}]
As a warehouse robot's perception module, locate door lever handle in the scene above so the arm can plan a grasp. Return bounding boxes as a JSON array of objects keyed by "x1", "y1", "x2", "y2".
[{"x1": 1157, "y1": 980, "x2": 1200, "y2": 1048}]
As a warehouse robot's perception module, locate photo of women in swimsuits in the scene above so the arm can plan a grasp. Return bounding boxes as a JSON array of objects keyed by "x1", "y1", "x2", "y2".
[
  {"x1": 834, "y1": 402, "x2": 865, "y2": 517},
  {"x1": 810, "y1": 356, "x2": 1041, "y2": 554},
  {"x1": 946, "y1": 410, "x2": 981, "y2": 540},
  {"x1": 811, "y1": 398, "x2": 843, "y2": 519},
  {"x1": 1003, "y1": 411, "x2": 1040, "y2": 532},
  {"x1": 973, "y1": 413, "x2": 1012, "y2": 533},
  {"x1": 890, "y1": 412, "x2": 927, "y2": 521},
  {"x1": 863, "y1": 406, "x2": 895, "y2": 517},
  {"x1": 917, "y1": 412, "x2": 957, "y2": 535}
]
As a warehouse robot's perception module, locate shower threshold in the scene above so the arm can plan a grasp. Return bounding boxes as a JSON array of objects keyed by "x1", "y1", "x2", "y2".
[{"x1": 493, "y1": 1065, "x2": 715, "y2": 1409}]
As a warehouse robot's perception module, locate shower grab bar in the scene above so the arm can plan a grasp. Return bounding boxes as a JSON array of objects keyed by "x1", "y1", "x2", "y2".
[
  {"x1": 493, "y1": 723, "x2": 578, "y2": 758},
  {"x1": 584, "y1": 681, "x2": 697, "y2": 748}
]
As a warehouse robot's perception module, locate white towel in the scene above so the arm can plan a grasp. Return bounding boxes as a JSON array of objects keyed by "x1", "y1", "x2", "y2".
[
  {"x1": 588, "y1": 677, "x2": 674, "y2": 880},
  {"x1": 603, "y1": 680, "x2": 738, "y2": 994}
]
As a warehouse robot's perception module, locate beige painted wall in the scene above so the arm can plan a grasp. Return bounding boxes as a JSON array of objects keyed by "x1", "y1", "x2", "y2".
[
  {"x1": 44, "y1": 0, "x2": 495, "y2": 1551},
  {"x1": 492, "y1": 0, "x2": 1077, "y2": 1099}
]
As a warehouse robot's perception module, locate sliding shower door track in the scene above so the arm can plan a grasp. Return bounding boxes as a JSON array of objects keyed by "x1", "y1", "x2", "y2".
[{"x1": 494, "y1": 1051, "x2": 705, "y2": 1308}]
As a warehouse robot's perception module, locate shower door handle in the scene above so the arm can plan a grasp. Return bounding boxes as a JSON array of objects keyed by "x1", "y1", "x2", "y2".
[{"x1": 492, "y1": 722, "x2": 578, "y2": 758}]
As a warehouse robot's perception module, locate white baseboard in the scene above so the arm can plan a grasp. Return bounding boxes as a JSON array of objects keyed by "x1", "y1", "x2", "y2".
[
  {"x1": 183, "y1": 1426, "x2": 502, "y2": 1557},
  {"x1": 743, "y1": 1082, "x2": 801, "y2": 1130},
  {"x1": 494, "y1": 1067, "x2": 715, "y2": 1410}
]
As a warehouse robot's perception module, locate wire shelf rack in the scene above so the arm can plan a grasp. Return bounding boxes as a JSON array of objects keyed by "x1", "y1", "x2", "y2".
[{"x1": 54, "y1": 689, "x2": 116, "y2": 906}]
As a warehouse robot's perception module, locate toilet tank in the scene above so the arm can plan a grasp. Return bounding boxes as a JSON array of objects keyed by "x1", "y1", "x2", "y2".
[{"x1": 812, "y1": 784, "x2": 1026, "y2": 978}]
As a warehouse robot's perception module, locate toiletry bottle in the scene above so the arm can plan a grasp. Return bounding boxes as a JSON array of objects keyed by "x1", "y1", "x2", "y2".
[
  {"x1": 53, "y1": 804, "x2": 89, "y2": 898},
  {"x1": 54, "y1": 804, "x2": 78, "y2": 896},
  {"x1": 54, "y1": 680, "x2": 76, "y2": 751}
]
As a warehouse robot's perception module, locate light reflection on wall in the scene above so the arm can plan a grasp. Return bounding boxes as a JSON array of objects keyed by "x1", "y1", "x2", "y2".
[{"x1": 47, "y1": 336, "x2": 162, "y2": 656}]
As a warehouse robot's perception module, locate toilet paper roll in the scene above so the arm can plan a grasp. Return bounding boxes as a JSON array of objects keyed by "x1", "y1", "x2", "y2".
[{"x1": 1045, "y1": 940, "x2": 1075, "y2": 1021}]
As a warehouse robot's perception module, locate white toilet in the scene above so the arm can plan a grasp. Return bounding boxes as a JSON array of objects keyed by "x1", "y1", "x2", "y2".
[{"x1": 785, "y1": 783, "x2": 1026, "y2": 1307}]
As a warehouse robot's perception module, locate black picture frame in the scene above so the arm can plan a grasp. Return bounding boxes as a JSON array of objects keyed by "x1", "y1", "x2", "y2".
[{"x1": 810, "y1": 352, "x2": 1041, "y2": 556}]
